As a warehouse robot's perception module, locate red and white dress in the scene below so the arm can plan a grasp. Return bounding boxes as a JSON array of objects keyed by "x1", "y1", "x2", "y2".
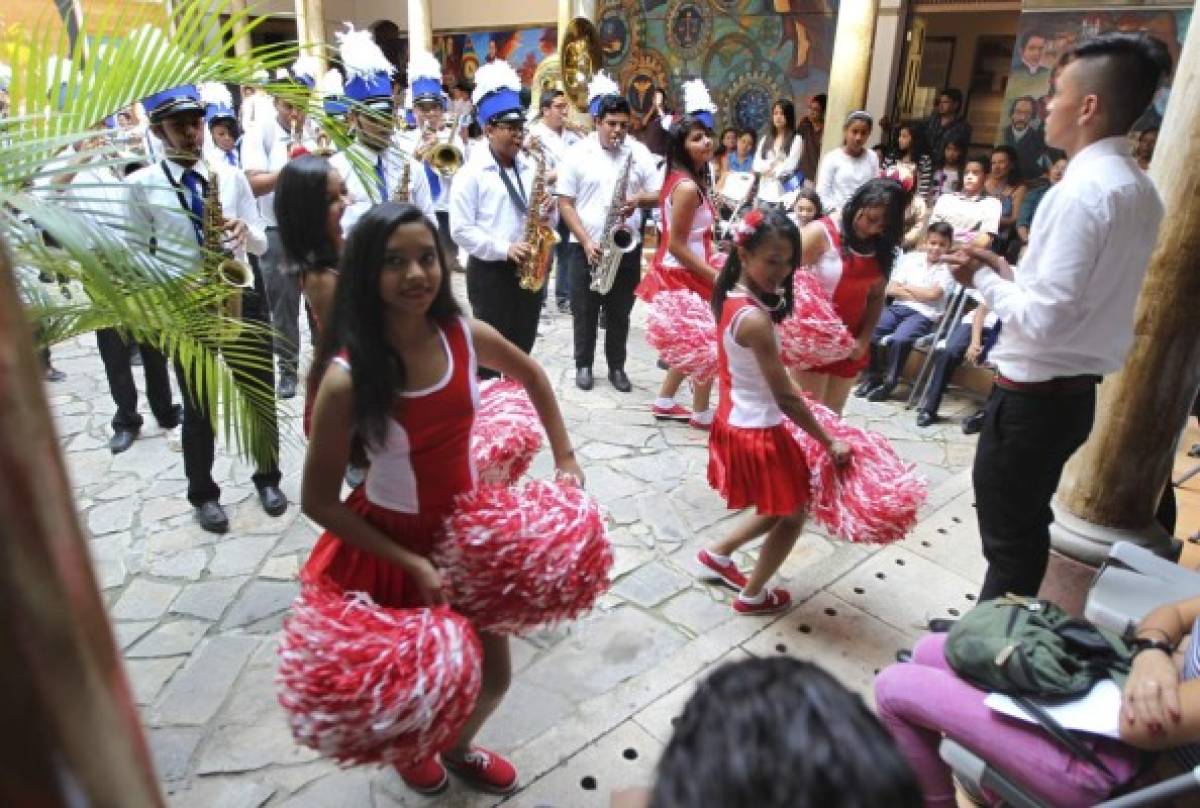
[
  {"x1": 636, "y1": 170, "x2": 717, "y2": 303},
  {"x1": 302, "y1": 316, "x2": 480, "y2": 608},
  {"x1": 708, "y1": 293, "x2": 811, "y2": 516},
  {"x1": 807, "y1": 215, "x2": 883, "y2": 378}
]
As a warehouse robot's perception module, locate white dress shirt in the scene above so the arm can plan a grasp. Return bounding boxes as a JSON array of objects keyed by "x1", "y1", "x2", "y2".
[
  {"x1": 890, "y1": 250, "x2": 952, "y2": 319},
  {"x1": 528, "y1": 120, "x2": 582, "y2": 193},
  {"x1": 329, "y1": 140, "x2": 436, "y2": 236},
  {"x1": 125, "y1": 157, "x2": 267, "y2": 276},
  {"x1": 974, "y1": 136, "x2": 1164, "y2": 383},
  {"x1": 556, "y1": 134, "x2": 662, "y2": 245},
  {"x1": 753, "y1": 134, "x2": 804, "y2": 204},
  {"x1": 396, "y1": 127, "x2": 456, "y2": 212},
  {"x1": 241, "y1": 116, "x2": 313, "y2": 227},
  {"x1": 450, "y1": 147, "x2": 548, "y2": 263},
  {"x1": 930, "y1": 192, "x2": 1002, "y2": 241},
  {"x1": 816, "y1": 147, "x2": 879, "y2": 213}
]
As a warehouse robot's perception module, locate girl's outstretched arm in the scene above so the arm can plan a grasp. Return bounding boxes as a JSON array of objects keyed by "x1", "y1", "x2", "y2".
[
  {"x1": 470, "y1": 319, "x2": 585, "y2": 485},
  {"x1": 737, "y1": 309, "x2": 850, "y2": 466}
]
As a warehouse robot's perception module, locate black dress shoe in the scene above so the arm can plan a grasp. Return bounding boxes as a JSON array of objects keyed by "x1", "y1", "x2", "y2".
[
  {"x1": 258, "y1": 485, "x2": 288, "y2": 517},
  {"x1": 278, "y1": 374, "x2": 298, "y2": 400},
  {"x1": 157, "y1": 403, "x2": 184, "y2": 430},
  {"x1": 915, "y1": 410, "x2": 938, "y2": 428},
  {"x1": 109, "y1": 428, "x2": 138, "y2": 454},
  {"x1": 609, "y1": 368, "x2": 632, "y2": 393},
  {"x1": 656, "y1": 358, "x2": 669, "y2": 371},
  {"x1": 44, "y1": 366, "x2": 67, "y2": 383},
  {"x1": 895, "y1": 648, "x2": 914, "y2": 663},
  {"x1": 866, "y1": 382, "x2": 896, "y2": 402},
  {"x1": 130, "y1": 346, "x2": 143, "y2": 366},
  {"x1": 195, "y1": 500, "x2": 229, "y2": 534},
  {"x1": 962, "y1": 409, "x2": 985, "y2": 435},
  {"x1": 927, "y1": 618, "x2": 957, "y2": 633},
  {"x1": 575, "y1": 367, "x2": 594, "y2": 391},
  {"x1": 854, "y1": 378, "x2": 878, "y2": 398}
]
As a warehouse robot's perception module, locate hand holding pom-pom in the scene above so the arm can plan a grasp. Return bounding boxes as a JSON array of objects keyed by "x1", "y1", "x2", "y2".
[
  {"x1": 471, "y1": 378, "x2": 543, "y2": 486},
  {"x1": 276, "y1": 581, "x2": 482, "y2": 767},
  {"x1": 645, "y1": 290, "x2": 718, "y2": 385},
  {"x1": 778, "y1": 271, "x2": 855, "y2": 370},
  {"x1": 437, "y1": 479, "x2": 613, "y2": 635}
]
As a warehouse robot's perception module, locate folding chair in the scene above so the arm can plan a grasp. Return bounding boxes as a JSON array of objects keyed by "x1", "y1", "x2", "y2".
[
  {"x1": 1084, "y1": 541, "x2": 1199, "y2": 638},
  {"x1": 905, "y1": 282, "x2": 969, "y2": 410}
]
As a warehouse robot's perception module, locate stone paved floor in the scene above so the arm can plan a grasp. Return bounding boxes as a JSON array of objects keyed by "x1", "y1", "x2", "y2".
[{"x1": 52, "y1": 274, "x2": 991, "y2": 807}]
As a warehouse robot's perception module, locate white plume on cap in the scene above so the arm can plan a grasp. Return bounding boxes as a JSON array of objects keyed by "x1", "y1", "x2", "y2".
[
  {"x1": 336, "y1": 23, "x2": 395, "y2": 81},
  {"x1": 0, "y1": 62, "x2": 11, "y2": 92},
  {"x1": 319, "y1": 69, "x2": 344, "y2": 96},
  {"x1": 587, "y1": 70, "x2": 619, "y2": 103},
  {"x1": 682, "y1": 78, "x2": 716, "y2": 115},
  {"x1": 408, "y1": 49, "x2": 442, "y2": 83},
  {"x1": 471, "y1": 60, "x2": 521, "y2": 105},
  {"x1": 404, "y1": 86, "x2": 413, "y2": 107},
  {"x1": 199, "y1": 81, "x2": 233, "y2": 109},
  {"x1": 292, "y1": 54, "x2": 321, "y2": 82},
  {"x1": 251, "y1": 68, "x2": 269, "y2": 82}
]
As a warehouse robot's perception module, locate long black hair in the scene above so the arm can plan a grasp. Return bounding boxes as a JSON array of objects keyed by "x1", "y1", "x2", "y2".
[
  {"x1": 308, "y1": 202, "x2": 462, "y2": 453},
  {"x1": 891, "y1": 122, "x2": 928, "y2": 163},
  {"x1": 665, "y1": 114, "x2": 714, "y2": 194},
  {"x1": 274, "y1": 154, "x2": 340, "y2": 273},
  {"x1": 711, "y1": 208, "x2": 801, "y2": 324},
  {"x1": 650, "y1": 658, "x2": 923, "y2": 808},
  {"x1": 840, "y1": 178, "x2": 906, "y2": 281},
  {"x1": 758, "y1": 98, "x2": 797, "y2": 160}
]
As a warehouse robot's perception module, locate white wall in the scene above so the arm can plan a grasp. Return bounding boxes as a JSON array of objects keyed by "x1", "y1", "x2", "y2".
[{"x1": 243, "y1": 0, "x2": 556, "y2": 35}]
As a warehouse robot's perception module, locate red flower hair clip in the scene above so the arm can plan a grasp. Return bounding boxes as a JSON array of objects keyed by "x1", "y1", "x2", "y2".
[{"x1": 732, "y1": 208, "x2": 766, "y2": 247}]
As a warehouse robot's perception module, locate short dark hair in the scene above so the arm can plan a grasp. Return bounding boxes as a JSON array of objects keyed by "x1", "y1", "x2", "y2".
[
  {"x1": 454, "y1": 80, "x2": 473, "y2": 94},
  {"x1": 1020, "y1": 31, "x2": 1046, "y2": 50},
  {"x1": 940, "y1": 88, "x2": 963, "y2": 109},
  {"x1": 990, "y1": 143, "x2": 1022, "y2": 183},
  {"x1": 539, "y1": 88, "x2": 565, "y2": 111},
  {"x1": 1010, "y1": 94, "x2": 1037, "y2": 115},
  {"x1": 812, "y1": 93, "x2": 827, "y2": 111},
  {"x1": 650, "y1": 658, "x2": 923, "y2": 808},
  {"x1": 1139, "y1": 126, "x2": 1160, "y2": 138},
  {"x1": 1064, "y1": 31, "x2": 1171, "y2": 134},
  {"x1": 596, "y1": 94, "x2": 631, "y2": 119},
  {"x1": 927, "y1": 221, "x2": 954, "y2": 242}
]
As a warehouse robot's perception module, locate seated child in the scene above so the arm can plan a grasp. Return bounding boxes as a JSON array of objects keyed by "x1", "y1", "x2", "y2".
[{"x1": 914, "y1": 294, "x2": 998, "y2": 428}]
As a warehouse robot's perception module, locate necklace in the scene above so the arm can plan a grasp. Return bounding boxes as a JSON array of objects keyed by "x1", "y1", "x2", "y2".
[{"x1": 735, "y1": 282, "x2": 786, "y2": 313}]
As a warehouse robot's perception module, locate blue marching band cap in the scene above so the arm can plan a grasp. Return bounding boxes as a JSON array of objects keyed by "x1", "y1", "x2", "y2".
[
  {"x1": 143, "y1": 84, "x2": 204, "y2": 122},
  {"x1": 337, "y1": 23, "x2": 395, "y2": 113},
  {"x1": 409, "y1": 50, "x2": 445, "y2": 107},
  {"x1": 199, "y1": 82, "x2": 237, "y2": 126},
  {"x1": 472, "y1": 61, "x2": 524, "y2": 125},
  {"x1": 586, "y1": 70, "x2": 620, "y2": 118},
  {"x1": 682, "y1": 78, "x2": 717, "y2": 130},
  {"x1": 319, "y1": 68, "x2": 348, "y2": 116}
]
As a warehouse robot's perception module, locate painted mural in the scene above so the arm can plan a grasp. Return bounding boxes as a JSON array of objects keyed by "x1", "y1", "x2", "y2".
[
  {"x1": 430, "y1": 27, "x2": 559, "y2": 88},
  {"x1": 600, "y1": 0, "x2": 837, "y2": 132},
  {"x1": 997, "y1": 8, "x2": 1191, "y2": 175}
]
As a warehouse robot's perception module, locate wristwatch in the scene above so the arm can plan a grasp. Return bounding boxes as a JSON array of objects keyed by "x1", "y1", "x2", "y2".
[{"x1": 1131, "y1": 636, "x2": 1175, "y2": 658}]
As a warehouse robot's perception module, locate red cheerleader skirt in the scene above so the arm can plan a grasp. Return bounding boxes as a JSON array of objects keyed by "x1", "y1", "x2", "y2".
[
  {"x1": 302, "y1": 486, "x2": 448, "y2": 610},
  {"x1": 636, "y1": 263, "x2": 715, "y2": 304},
  {"x1": 707, "y1": 418, "x2": 811, "y2": 517}
]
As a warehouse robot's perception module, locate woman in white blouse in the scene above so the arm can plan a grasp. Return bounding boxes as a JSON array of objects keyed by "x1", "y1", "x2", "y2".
[
  {"x1": 752, "y1": 99, "x2": 803, "y2": 207},
  {"x1": 816, "y1": 110, "x2": 880, "y2": 214}
]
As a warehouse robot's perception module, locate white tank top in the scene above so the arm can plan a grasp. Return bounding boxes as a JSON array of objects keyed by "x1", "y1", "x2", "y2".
[
  {"x1": 810, "y1": 217, "x2": 844, "y2": 297},
  {"x1": 662, "y1": 185, "x2": 713, "y2": 269},
  {"x1": 724, "y1": 295, "x2": 783, "y2": 429}
]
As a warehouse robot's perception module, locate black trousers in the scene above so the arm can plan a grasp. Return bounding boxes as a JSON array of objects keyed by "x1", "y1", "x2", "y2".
[
  {"x1": 553, "y1": 219, "x2": 572, "y2": 305},
  {"x1": 174, "y1": 256, "x2": 281, "y2": 506},
  {"x1": 435, "y1": 210, "x2": 463, "y2": 273},
  {"x1": 96, "y1": 328, "x2": 175, "y2": 430},
  {"x1": 466, "y1": 256, "x2": 542, "y2": 379},
  {"x1": 974, "y1": 384, "x2": 1096, "y2": 601},
  {"x1": 567, "y1": 243, "x2": 639, "y2": 371}
]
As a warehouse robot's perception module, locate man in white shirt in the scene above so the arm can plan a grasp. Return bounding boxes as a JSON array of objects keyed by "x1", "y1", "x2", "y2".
[
  {"x1": 946, "y1": 32, "x2": 1171, "y2": 601},
  {"x1": 240, "y1": 74, "x2": 313, "y2": 398},
  {"x1": 557, "y1": 94, "x2": 661, "y2": 393},
  {"x1": 857, "y1": 221, "x2": 954, "y2": 402},
  {"x1": 450, "y1": 62, "x2": 555, "y2": 378},
  {"x1": 125, "y1": 84, "x2": 286, "y2": 533},
  {"x1": 529, "y1": 88, "x2": 583, "y2": 311}
]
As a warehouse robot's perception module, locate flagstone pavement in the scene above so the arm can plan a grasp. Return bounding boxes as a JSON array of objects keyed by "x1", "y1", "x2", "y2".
[{"x1": 51, "y1": 274, "x2": 991, "y2": 807}]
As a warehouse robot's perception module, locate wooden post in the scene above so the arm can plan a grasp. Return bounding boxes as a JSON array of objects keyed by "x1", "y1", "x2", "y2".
[
  {"x1": 820, "y1": 0, "x2": 881, "y2": 157},
  {"x1": 0, "y1": 242, "x2": 163, "y2": 805},
  {"x1": 228, "y1": 0, "x2": 252, "y2": 59}
]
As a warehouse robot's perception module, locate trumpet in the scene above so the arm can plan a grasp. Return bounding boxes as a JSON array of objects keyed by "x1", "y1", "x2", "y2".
[{"x1": 417, "y1": 115, "x2": 464, "y2": 177}]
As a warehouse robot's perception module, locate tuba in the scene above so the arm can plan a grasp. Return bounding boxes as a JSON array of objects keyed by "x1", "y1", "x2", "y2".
[
  {"x1": 591, "y1": 148, "x2": 637, "y2": 295},
  {"x1": 559, "y1": 1, "x2": 602, "y2": 113},
  {"x1": 516, "y1": 139, "x2": 559, "y2": 293},
  {"x1": 202, "y1": 167, "x2": 254, "y2": 331}
]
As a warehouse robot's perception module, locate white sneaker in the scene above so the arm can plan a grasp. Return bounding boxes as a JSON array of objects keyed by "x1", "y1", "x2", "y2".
[{"x1": 165, "y1": 426, "x2": 182, "y2": 453}]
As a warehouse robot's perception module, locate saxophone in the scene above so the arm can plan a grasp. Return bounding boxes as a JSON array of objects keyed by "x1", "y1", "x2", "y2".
[
  {"x1": 202, "y1": 167, "x2": 254, "y2": 330},
  {"x1": 393, "y1": 156, "x2": 412, "y2": 203},
  {"x1": 516, "y1": 139, "x2": 559, "y2": 293},
  {"x1": 591, "y1": 149, "x2": 637, "y2": 295}
]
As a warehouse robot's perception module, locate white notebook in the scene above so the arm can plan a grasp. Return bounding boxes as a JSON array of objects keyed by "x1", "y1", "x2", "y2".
[{"x1": 984, "y1": 679, "x2": 1123, "y2": 740}]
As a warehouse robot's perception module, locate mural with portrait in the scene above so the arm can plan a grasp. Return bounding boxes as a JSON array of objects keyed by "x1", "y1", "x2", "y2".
[
  {"x1": 599, "y1": 0, "x2": 837, "y2": 134},
  {"x1": 998, "y1": 8, "x2": 1191, "y2": 179},
  {"x1": 408, "y1": 26, "x2": 557, "y2": 88}
]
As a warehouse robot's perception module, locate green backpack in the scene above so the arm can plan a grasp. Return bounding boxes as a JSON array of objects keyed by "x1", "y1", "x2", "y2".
[{"x1": 944, "y1": 595, "x2": 1133, "y2": 697}]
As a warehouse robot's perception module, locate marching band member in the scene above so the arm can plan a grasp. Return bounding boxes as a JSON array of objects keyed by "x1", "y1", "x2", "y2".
[
  {"x1": 241, "y1": 56, "x2": 319, "y2": 400},
  {"x1": 529, "y1": 88, "x2": 583, "y2": 312},
  {"x1": 403, "y1": 50, "x2": 463, "y2": 272},
  {"x1": 450, "y1": 61, "x2": 556, "y2": 378},
  {"x1": 200, "y1": 82, "x2": 241, "y2": 169},
  {"x1": 326, "y1": 26, "x2": 436, "y2": 235},
  {"x1": 557, "y1": 79, "x2": 661, "y2": 393},
  {"x1": 319, "y1": 68, "x2": 348, "y2": 129},
  {"x1": 125, "y1": 84, "x2": 285, "y2": 532}
]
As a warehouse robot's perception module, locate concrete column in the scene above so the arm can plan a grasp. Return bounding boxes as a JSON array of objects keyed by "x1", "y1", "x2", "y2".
[
  {"x1": 408, "y1": 0, "x2": 433, "y2": 58},
  {"x1": 1042, "y1": 24, "x2": 1200, "y2": 608},
  {"x1": 864, "y1": 0, "x2": 908, "y2": 147},
  {"x1": 820, "y1": 0, "x2": 881, "y2": 157},
  {"x1": 228, "y1": 0, "x2": 251, "y2": 59}
]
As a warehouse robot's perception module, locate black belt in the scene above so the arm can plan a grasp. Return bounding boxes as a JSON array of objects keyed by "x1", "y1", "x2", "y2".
[{"x1": 995, "y1": 373, "x2": 1101, "y2": 395}]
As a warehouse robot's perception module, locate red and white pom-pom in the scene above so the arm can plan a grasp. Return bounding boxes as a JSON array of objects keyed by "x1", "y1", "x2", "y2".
[
  {"x1": 276, "y1": 581, "x2": 482, "y2": 767},
  {"x1": 437, "y1": 478, "x2": 613, "y2": 635},
  {"x1": 785, "y1": 394, "x2": 927, "y2": 544},
  {"x1": 471, "y1": 378, "x2": 542, "y2": 486},
  {"x1": 777, "y1": 270, "x2": 855, "y2": 370},
  {"x1": 645, "y1": 290, "x2": 718, "y2": 384}
]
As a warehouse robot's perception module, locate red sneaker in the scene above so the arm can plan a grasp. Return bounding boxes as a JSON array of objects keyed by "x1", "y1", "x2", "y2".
[
  {"x1": 397, "y1": 756, "x2": 449, "y2": 796},
  {"x1": 444, "y1": 747, "x2": 519, "y2": 795},
  {"x1": 733, "y1": 588, "x2": 792, "y2": 616},
  {"x1": 652, "y1": 402, "x2": 692, "y2": 422},
  {"x1": 697, "y1": 548, "x2": 748, "y2": 589},
  {"x1": 688, "y1": 416, "x2": 713, "y2": 432}
]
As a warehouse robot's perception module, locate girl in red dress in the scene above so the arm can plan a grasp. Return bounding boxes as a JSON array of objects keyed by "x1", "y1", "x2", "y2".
[
  {"x1": 637, "y1": 114, "x2": 720, "y2": 429},
  {"x1": 696, "y1": 208, "x2": 850, "y2": 615},
  {"x1": 793, "y1": 178, "x2": 907, "y2": 414},
  {"x1": 301, "y1": 203, "x2": 583, "y2": 797}
]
